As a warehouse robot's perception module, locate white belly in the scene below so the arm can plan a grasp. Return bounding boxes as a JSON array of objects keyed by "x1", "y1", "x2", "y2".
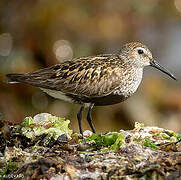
[{"x1": 40, "y1": 88, "x2": 72, "y2": 102}]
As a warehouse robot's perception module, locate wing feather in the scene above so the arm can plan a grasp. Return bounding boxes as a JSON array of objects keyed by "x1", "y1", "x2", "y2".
[{"x1": 7, "y1": 55, "x2": 124, "y2": 98}]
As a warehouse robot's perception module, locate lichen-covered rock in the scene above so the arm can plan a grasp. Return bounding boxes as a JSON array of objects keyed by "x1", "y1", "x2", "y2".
[{"x1": 0, "y1": 113, "x2": 181, "y2": 179}]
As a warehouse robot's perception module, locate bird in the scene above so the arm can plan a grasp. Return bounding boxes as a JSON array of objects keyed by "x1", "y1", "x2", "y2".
[{"x1": 6, "y1": 42, "x2": 177, "y2": 135}]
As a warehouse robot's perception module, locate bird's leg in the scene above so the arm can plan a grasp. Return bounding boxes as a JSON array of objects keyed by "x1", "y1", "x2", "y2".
[
  {"x1": 87, "y1": 104, "x2": 96, "y2": 133},
  {"x1": 77, "y1": 106, "x2": 84, "y2": 135}
]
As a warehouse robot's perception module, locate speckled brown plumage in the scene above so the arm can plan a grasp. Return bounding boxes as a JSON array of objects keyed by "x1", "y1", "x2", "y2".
[{"x1": 6, "y1": 42, "x2": 176, "y2": 134}]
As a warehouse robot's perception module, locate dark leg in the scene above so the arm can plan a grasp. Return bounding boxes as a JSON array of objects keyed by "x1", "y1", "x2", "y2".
[
  {"x1": 87, "y1": 104, "x2": 96, "y2": 133},
  {"x1": 77, "y1": 106, "x2": 84, "y2": 135}
]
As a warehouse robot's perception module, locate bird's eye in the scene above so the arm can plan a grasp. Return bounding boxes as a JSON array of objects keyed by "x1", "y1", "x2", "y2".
[{"x1": 138, "y1": 49, "x2": 144, "y2": 55}]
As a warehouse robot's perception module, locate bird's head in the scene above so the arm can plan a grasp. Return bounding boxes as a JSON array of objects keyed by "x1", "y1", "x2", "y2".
[{"x1": 120, "y1": 42, "x2": 177, "y2": 80}]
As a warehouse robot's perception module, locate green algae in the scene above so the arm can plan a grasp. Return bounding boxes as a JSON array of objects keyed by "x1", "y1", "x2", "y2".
[
  {"x1": 20, "y1": 113, "x2": 72, "y2": 140},
  {"x1": 84, "y1": 132, "x2": 125, "y2": 152},
  {"x1": 144, "y1": 137, "x2": 159, "y2": 150}
]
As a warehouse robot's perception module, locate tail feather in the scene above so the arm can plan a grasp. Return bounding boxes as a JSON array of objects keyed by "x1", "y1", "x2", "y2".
[
  {"x1": 6, "y1": 73, "x2": 49, "y2": 89},
  {"x1": 6, "y1": 74, "x2": 26, "y2": 83}
]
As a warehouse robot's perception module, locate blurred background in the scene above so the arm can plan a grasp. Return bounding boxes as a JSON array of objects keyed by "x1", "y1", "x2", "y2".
[{"x1": 0, "y1": 0, "x2": 181, "y2": 133}]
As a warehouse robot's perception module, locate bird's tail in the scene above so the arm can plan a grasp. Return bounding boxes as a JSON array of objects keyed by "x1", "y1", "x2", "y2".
[{"x1": 6, "y1": 73, "x2": 27, "y2": 83}]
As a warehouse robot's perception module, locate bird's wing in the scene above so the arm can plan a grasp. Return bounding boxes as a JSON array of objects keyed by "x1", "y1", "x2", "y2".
[{"x1": 6, "y1": 55, "x2": 124, "y2": 97}]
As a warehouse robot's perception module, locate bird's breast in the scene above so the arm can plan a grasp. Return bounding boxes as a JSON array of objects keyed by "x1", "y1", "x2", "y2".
[{"x1": 113, "y1": 68, "x2": 143, "y2": 98}]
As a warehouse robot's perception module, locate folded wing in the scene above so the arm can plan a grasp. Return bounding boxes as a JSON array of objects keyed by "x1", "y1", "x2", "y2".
[{"x1": 6, "y1": 56, "x2": 123, "y2": 98}]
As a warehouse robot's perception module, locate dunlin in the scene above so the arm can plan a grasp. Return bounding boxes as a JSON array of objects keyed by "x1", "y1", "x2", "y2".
[{"x1": 6, "y1": 42, "x2": 177, "y2": 134}]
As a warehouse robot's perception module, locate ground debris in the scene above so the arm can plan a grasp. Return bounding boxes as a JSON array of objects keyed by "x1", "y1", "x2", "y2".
[{"x1": 0, "y1": 114, "x2": 181, "y2": 179}]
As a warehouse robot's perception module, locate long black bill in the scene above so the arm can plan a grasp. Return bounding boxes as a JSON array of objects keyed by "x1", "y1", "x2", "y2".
[{"x1": 150, "y1": 60, "x2": 177, "y2": 81}]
